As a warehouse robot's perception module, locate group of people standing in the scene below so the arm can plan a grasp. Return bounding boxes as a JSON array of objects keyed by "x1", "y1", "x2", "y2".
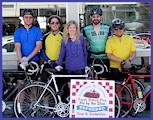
[{"x1": 14, "y1": 7, "x2": 136, "y2": 85}]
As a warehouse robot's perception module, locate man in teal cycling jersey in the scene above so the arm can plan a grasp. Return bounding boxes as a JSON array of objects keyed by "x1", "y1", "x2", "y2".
[{"x1": 83, "y1": 7, "x2": 112, "y2": 79}]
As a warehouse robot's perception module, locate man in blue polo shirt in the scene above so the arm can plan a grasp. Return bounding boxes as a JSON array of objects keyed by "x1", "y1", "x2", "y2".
[
  {"x1": 14, "y1": 9, "x2": 42, "y2": 65},
  {"x1": 14, "y1": 9, "x2": 42, "y2": 81}
]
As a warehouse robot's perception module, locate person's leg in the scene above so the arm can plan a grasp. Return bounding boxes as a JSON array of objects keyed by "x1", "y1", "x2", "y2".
[{"x1": 109, "y1": 68, "x2": 121, "y2": 81}]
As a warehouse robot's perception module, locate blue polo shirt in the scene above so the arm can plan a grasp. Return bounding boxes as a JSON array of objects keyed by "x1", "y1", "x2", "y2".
[{"x1": 14, "y1": 26, "x2": 43, "y2": 61}]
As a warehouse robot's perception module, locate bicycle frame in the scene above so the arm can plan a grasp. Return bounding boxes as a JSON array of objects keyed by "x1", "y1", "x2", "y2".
[
  {"x1": 34, "y1": 72, "x2": 89, "y2": 110},
  {"x1": 117, "y1": 74, "x2": 150, "y2": 106}
]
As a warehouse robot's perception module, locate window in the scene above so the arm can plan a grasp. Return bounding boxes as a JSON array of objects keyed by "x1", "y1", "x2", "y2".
[
  {"x1": 3, "y1": 42, "x2": 15, "y2": 52},
  {"x1": 39, "y1": 9, "x2": 57, "y2": 17},
  {"x1": 20, "y1": 9, "x2": 38, "y2": 17},
  {"x1": 2, "y1": 5, "x2": 14, "y2": 8},
  {"x1": 59, "y1": 8, "x2": 66, "y2": 16}
]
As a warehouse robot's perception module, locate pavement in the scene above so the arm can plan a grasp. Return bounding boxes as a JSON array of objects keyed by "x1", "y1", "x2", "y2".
[{"x1": 2, "y1": 101, "x2": 151, "y2": 118}]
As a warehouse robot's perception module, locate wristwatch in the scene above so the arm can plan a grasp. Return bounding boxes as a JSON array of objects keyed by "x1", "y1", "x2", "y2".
[
  {"x1": 129, "y1": 59, "x2": 132, "y2": 62},
  {"x1": 121, "y1": 60, "x2": 125, "y2": 65}
]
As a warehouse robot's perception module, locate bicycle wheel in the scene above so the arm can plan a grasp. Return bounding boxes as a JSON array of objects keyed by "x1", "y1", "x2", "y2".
[
  {"x1": 115, "y1": 93, "x2": 121, "y2": 118},
  {"x1": 60, "y1": 81, "x2": 70, "y2": 103},
  {"x1": 115, "y1": 82, "x2": 133, "y2": 117},
  {"x1": 14, "y1": 84, "x2": 57, "y2": 118}
]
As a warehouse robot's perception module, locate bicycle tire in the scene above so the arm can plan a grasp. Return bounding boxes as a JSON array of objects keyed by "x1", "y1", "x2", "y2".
[
  {"x1": 115, "y1": 93, "x2": 121, "y2": 118},
  {"x1": 14, "y1": 84, "x2": 57, "y2": 118},
  {"x1": 115, "y1": 82, "x2": 133, "y2": 117},
  {"x1": 60, "y1": 81, "x2": 70, "y2": 103}
]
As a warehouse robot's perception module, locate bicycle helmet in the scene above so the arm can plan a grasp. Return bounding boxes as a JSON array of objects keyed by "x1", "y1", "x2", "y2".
[
  {"x1": 112, "y1": 18, "x2": 125, "y2": 29},
  {"x1": 90, "y1": 8, "x2": 103, "y2": 16},
  {"x1": 22, "y1": 9, "x2": 35, "y2": 17},
  {"x1": 48, "y1": 15, "x2": 62, "y2": 25}
]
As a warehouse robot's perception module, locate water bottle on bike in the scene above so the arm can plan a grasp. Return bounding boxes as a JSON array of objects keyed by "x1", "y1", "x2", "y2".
[
  {"x1": 137, "y1": 86, "x2": 143, "y2": 98},
  {"x1": 143, "y1": 84, "x2": 151, "y2": 96}
]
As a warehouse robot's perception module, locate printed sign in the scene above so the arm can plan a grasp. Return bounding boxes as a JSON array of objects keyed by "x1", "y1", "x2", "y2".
[{"x1": 70, "y1": 80, "x2": 115, "y2": 118}]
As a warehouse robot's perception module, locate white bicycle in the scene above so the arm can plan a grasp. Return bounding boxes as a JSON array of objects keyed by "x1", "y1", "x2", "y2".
[{"x1": 14, "y1": 64, "x2": 120, "y2": 118}]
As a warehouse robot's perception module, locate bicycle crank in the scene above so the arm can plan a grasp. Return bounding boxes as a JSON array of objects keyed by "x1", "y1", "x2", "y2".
[
  {"x1": 56, "y1": 102, "x2": 69, "y2": 117},
  {"x1": 133, "y1": 98, "x2": 146, "y2": 113}
]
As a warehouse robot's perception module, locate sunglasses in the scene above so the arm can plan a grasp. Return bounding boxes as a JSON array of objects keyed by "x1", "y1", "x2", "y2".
[
  {"x1": 50, "y1": 22, "x2": 59, "y2": 25},
  {"x1": 115, "y1": 28, "x2": 123, "y2": 30},
  {"x1": 24, "y1": 16, "x2": 33, "y2": 19}
]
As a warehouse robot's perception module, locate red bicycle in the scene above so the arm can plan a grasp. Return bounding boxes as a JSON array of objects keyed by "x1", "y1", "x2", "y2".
[{"x1": 115, "y1": 67, "x2": 150, "y2": 117}]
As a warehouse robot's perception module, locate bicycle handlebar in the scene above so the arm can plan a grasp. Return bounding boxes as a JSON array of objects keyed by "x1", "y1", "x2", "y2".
[
  {"x1": 47, "y1": 70, "x2": 88, "y2": 78},
  {"x1": 93, "y1": 64, "x2": 104, "y2": 75},
  {"x1": 19, "y1": 61, "x2": 39, "y2": 75},
  {"x1": 27, "y1": 61, "x2": 39, "y2": 75},
  {"x1": 92, "y1": 58, "x2": 108, "y2": 74}
]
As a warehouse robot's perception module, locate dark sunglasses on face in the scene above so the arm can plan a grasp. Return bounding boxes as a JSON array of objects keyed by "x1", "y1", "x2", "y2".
[
  {"x1": 115, "y1": 28, "x2": 123, "y2": 30},
  {"x1": 50, "y1": 22, "x2": 59, "y2": 25},
  {"x1": 24, "y1": 16, "x2": 33, "y2": 19}
]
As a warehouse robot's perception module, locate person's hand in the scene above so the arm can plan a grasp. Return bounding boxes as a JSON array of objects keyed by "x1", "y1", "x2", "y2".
[
  {"x1": 49, "y1": 61, "x2": 55, "y2": 67},
  {"x1": 55, "y1": 65, "x2": 63, "y2": 71},
  {"x1": 85, "y1": 66, "x2": 90, "y2": 74},
  {"x1": 48, "y1": 60, "x2": 56, "y2": 67},
  {"x1": 22, "y1": 56, "x2": 30, "y2": 62},
  {"x1": 20, "y1": 61, "x2": 29, "y2": 70},
  {"x1": 21, "y1": 61, "x2": 29, "y2": 66},
  {"x1": 122, "y1": 59, "x2": 131, "y2": 68},
  {"x1": 85, "y1": 66, "x2": 89, "y2": 70}
]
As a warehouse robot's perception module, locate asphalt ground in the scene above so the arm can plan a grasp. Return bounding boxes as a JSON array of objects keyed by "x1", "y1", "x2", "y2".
[{"x1": 2, "y1": 100, "x2": 151, "y2": 118}]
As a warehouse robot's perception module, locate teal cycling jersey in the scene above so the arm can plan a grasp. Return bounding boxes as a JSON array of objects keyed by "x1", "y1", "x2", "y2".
[{"x1": 83, "y1": 23, "x2": 111, "y2": 59}]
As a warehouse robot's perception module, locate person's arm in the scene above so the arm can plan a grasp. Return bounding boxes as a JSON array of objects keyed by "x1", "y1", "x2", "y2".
[
  {"x1": 26, "y1": 28, "x2": 43, "y2": 60},
  {"x1": 128, "y1": 51, "x2": 136, "y2": 61},
  {"x1": 40, "y1": 33, "x2": 51, "y2": 63},
  {"x1": 107, "y1": 53, "x2": 123, "y2": 63},
  {"x1": 57, "y1": 41, "x2": 66, "y2": 66},
  {"x1": 82, "y1": 27, "x2": 90, "y2": 60},
  {"x1": 27, "y1": 40, "x2": 42, "y2": 60},
  {"x1": 40, "y1": 49, "x2": 50, "y2": 62},
  {"x1": 14, "y1": 29, "x2": 23, "y2": 63},
  {"x1": 82, "y1": 36, "x2": 87, "y2": 67},
  {"x1": 15, "y1": 42, "x2": 23, "y2": 63},
  {"x1": 128, "y1": 37, "x2": 136, "y2": 61}
]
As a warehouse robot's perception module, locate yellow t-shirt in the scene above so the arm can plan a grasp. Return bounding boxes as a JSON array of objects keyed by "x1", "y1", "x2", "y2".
[
  {"x1": 45, "y1": 32, "x2": 62, "y2": 61},
  {"x1": 106, "y1": 35, "x2": 136, "y2": 68}
]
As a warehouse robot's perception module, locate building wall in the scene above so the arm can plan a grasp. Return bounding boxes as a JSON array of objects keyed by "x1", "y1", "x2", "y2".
[{"x1": 2, "y1": 2, "x2": 66, "y2": 17}]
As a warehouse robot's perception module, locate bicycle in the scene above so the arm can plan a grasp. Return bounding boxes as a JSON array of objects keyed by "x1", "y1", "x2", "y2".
[
  {"x1": 2, "y1": 61, "x2": 42, "y2": 113},
  {"x1": 14, "y1": 63, "x2": 121, "y2": 118},
  {"x1": 87, "y1": 58, "x2": 108, "y2": 80},
  {"x1": 115, "y1": 66, "x2": 150, "y2": 117}
]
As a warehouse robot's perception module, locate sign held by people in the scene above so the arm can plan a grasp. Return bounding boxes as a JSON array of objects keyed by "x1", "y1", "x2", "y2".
[{"x1": 70, "y1": 80, "x2": 115, "y2": 118}]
